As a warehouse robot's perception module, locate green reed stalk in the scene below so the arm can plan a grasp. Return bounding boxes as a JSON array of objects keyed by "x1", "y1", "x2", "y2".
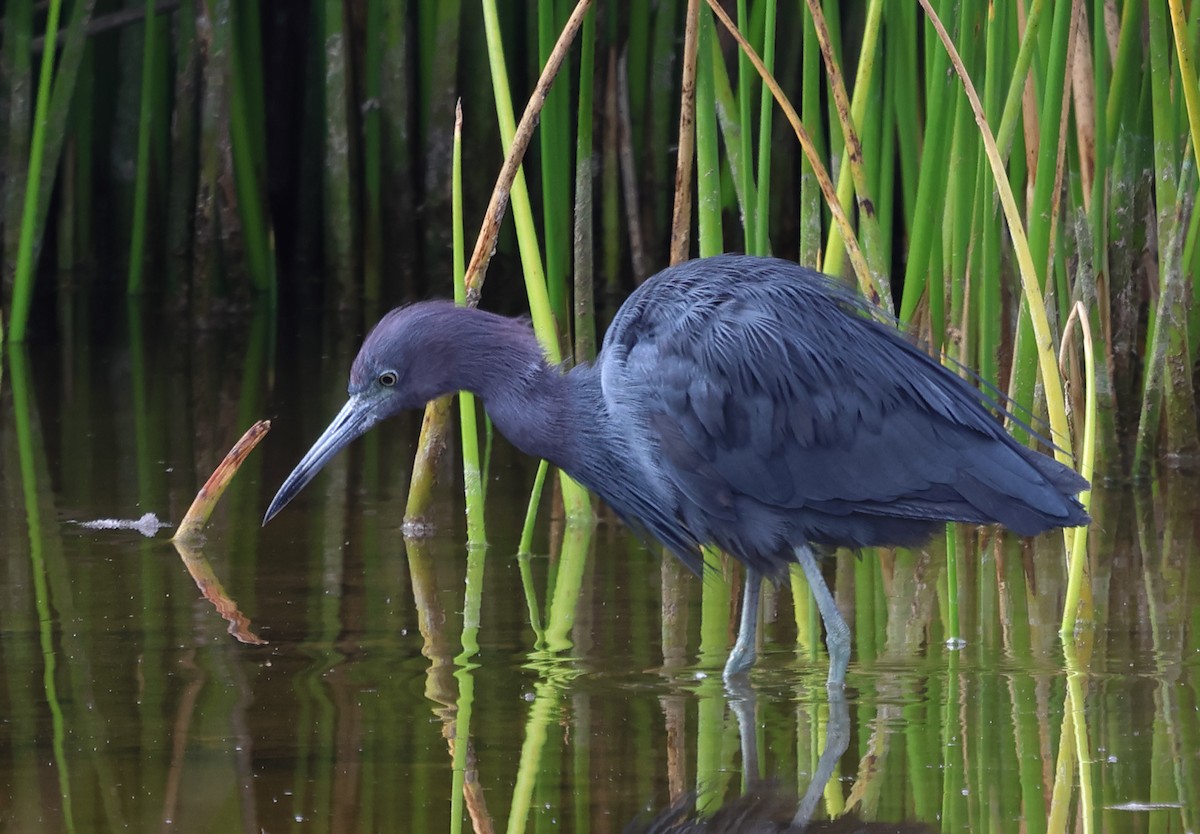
[
  {"x1": 1140, "y1": 1, "x2": 1200, "y2": 464},
  {"x1": 1076, "y1": 3, "x2": 1122, "y2": 474},
  {"x1": 544, "y1": 520, "x2": 593, "y2": 651},
  {"x1": 818, "y1": 0, "x2": 888, "y2": 296},
  {"x1": 705, "y1": 0, "x2": 888, "y2": 298},
  {"x1": 709, "y1": 29, "x2": 756, "y2": 229},
  {"x1": 937, "y1": 95, "x2": 962, "y2": 350},
  {"x1": 539, "y1": 0, "x2": 572, "y2": 328},
  {"x1": 866, "y1": 13, "x2": 893, "y2": 270},
  {"x1": 478, "y1": 0, "x2": 561, "y2": 356},
  {"x1": 478, "y1": 0, "x2": 592, "y2": 522},
  {"x1": 10, "y1": 0, "x2": 96, "y2": 301},
  {"x1": 1005, "y1": 0, "x2": 1074, "y2": 435},
  {"x1": 819, "y1": 0, "x2": 844, "y2": 174},
  {"x1": 941, "y1": 2, "x2": 984, "y2": 356},
  {"x1": 1104, "y1": 2, "x2": 1141, "y2": 168},
  {"x1": 1061, "y1": 303, "x2": 1097, "y2": 636},
  {"x1": 127, "y1": 0, "x2": 159, "y2": 295},
  {"x1": 736, "y1": 0, "x2": 756, "y2": 248},
  {"x1": 695, "y1": 12, "x2": 722, "y2": 258},
  {"x1": 708, "y1": 0, "x2": 880, "y2": 297},
  {"x1": 517, "y1": 463, "x2": 549, "y2": 562},
  {"x1": 943, "y1": 524, "x2": 959, "y2": 643},
  {"x1": 449, "y1": 533, "x2": 489, "y2": 833},
  {"x1": 898, "y1": 4, "x2": 954, "y2": 323},
  {"x1": 889, "y1": 3, "x2": 919, "y2": 236},
  {"x1": 516, "y1": 549, "x2": 547, "y2": 645},
  {"x1": 797, "y1": 11, "x2": 822, "y2": 269},
  {"x1": 751, "y1": 0, "x2": 776, "y2": 255},
  {"x1": 55, "y1": 6, "x2": 98, "y2": 216},
  {"x1": 973, "y1": 2, "x2": 1006, "y2": 387},
  {"x1": 450, "y1": 411, "x2": 488, "y2": 833},
  {"x1": 993, "y1": 0, "x2": 1046, "y2": 163},
  {"x1": 7, "y1": 0, "x2": 63, "y2": 343},
  {"x1": 400, "y1": 4, "x2": 460, "y2": 524},
  {"x1": 1134, "y1": 188, "x2": 1198, "y2": 473},
  {"x1": 447, "y1": 666, "x2": 476, "y2": 834},
  {"x1": 1171, "y1": 0, "x2": 1200, "y2": 161},
  {"x1": 1189, "y1": 204, "x2": 1200, "y2": 362},
  {"x1": 853, "y1": 555, "x2": 877, "y2": 664},
  {"x1": 1184, "y1": 0, "x2": 1200, "y2": 360},
  {"x1": 452, "y1": 103, "x2": 487, "y2": 546}
]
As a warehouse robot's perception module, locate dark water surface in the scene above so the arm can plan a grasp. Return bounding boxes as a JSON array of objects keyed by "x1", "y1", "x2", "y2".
[{"x1": 1, "y1": 310, "x2": 1197, "y2": 833}]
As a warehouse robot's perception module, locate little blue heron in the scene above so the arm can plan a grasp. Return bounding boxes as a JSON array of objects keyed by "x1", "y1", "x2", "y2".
[{"x1": 264, "y1": 254, "x2": 1090, "y2": 686}]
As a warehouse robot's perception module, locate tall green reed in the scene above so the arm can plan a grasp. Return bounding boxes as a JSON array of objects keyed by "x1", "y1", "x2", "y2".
[
  {"x1": 7, "y1": 0, "x2": 63, "y2": 343},
  {"x1": 126, "y1": 0, "x2": 158, "y2": 295}
]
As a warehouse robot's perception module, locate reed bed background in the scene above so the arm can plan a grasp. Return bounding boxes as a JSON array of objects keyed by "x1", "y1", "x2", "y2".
[
  {"x1": 2, "y1": 3, "x2": 1200, "y2": 830},
  {"x1": 3, "y1": 1, "x2": 1197, "y2": 476},
  {"x1": 3, "y1": 1, "x2": 1197, "y2": 474}
]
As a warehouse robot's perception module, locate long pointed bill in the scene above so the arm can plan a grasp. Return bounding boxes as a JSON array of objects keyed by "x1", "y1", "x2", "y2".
[{"x1": 263, "y1": 395, "x2": 379, "y2": 524}]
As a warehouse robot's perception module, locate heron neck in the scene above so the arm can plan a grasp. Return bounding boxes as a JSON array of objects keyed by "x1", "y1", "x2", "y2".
[{"x1": 443, "y1": 308, "x2": 595, "y2": 471}]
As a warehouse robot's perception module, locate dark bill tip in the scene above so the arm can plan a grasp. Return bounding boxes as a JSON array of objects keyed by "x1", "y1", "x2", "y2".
[{"x1": 262, "y1": 395, "x2": 376, "y2": 525}]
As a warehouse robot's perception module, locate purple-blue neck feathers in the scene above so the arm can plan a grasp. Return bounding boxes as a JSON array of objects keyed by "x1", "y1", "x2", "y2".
[{"x1": 353, "y1": 302, "x2": 601, "y2": 471}]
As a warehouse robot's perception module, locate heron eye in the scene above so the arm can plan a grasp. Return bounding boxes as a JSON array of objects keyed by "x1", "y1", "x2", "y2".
[{"x1": 378, "y1": 371, "x2": 398, "y2": 387}]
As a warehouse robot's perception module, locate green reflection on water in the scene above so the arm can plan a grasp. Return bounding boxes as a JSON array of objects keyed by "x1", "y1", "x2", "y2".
[{"x1": 11, "y1": 347, "x2": 76, "y2": 832}]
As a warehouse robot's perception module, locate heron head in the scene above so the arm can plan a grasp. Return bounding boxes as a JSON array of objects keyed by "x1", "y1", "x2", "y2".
[{"x1": 263, "y1": 303, "x2": 454, "y2": 524}]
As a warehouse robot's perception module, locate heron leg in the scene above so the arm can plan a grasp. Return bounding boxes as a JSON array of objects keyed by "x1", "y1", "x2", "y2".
[
  {"x1": 795, "y1": 544, "x2": 851, "y2": 688},
  {"x1": 723, "y1": 567, "x2": 762, "y2": 681},
  {"x1": 727, "y1": 682, "x2": 760, "y2": 783}
]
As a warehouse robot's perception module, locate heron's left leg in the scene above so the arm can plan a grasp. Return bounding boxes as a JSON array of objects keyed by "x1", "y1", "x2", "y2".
[
  {"x1": 723, "y1": 567, "x2": 762, "y2": 681},
  {"x1": 794, "y1": 544, "x2": 851, "y2": 687}
]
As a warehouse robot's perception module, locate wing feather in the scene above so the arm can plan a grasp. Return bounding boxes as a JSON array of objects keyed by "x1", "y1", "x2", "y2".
[{"x1": 598, "y1": 255, "x2": 1087, "y2": 557}]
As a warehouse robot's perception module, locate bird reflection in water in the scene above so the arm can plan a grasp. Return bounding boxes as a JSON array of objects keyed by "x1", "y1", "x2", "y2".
[
  {"x1": 623, "y1": 790, "x2": 934, "y2": 834},
  {"x1": 625, "y1": 690, "x2": 931, "y2": 834}
]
